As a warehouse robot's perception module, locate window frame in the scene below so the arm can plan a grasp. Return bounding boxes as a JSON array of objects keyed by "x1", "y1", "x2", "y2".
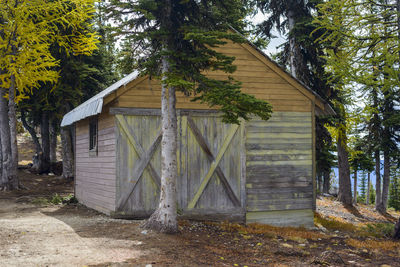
[{"x1": 89, "y1": 117, "x2": 98, "y2": 157}]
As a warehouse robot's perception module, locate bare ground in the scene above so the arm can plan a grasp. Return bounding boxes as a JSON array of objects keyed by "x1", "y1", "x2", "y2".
[{"x1": 1, "y1": 170, "x2": 400, "y2": 267}]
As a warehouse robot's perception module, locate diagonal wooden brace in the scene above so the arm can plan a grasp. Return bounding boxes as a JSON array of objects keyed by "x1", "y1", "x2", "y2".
[
  {"x1": 116, "y1": 115, "x2": 162, "y2": 209},
  {"x1": 187, "y1": 116, "x2": 241, "y2": 209}
]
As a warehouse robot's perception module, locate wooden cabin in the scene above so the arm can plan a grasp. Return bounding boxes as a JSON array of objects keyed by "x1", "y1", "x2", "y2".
[{"x1": 61, "y1": 39, "x2": 334, "y2": 227}]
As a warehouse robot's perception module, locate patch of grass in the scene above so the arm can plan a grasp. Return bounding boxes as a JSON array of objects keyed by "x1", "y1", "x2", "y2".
[
  {"x1": 50, "y1": 193, "x2": 63, "y2": 204},
  {"x1": 314, "y1": 212, "x2": 358, "y2": 232},
  {"x1": 346, "y1": 238, "x2": 400, "y2": 252},
  {"x1": 31, "y1": 197, "x2": 49, "y2": 206},
  {"x1": 362, "y1": 223, "x2": 395, "y2": 238},
  {"x1": 315, "y1": 212, "x2": 396, "y2": 238},
  {"x1": 214, "y1": 221, "x2": 325, "y2": 241},
  {"x1": 49, "y1": 193, "x2": 78, "y2": 205}
]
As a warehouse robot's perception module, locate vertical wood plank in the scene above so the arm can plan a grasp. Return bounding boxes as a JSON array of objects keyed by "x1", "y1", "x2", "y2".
[
  {"x1": 240, "y1": 120, "x2": 246, "y2": 208},
  {"x1": 179, "y1": 115, "x2": 188, "y2": 209},
  {"x1": 312, "y1": 101, "x2": 316, "y2": 211}
]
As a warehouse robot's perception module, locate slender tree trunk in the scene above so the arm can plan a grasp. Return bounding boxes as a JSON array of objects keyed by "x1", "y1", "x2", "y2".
[
  {"x1": 397, "y1": 0, "x2": 400, "y2": 63},
  {"x1": 317, "y1": 172, "x2": 323, "y2": 194},
  {"x1": 0, "y1": 87, "x2": 13, "y2": 190},
  {"x1": 366, "y1": 172, "x2": 371, "y2": 205},
  {"x1": 379, "y1": 150, "x2": 390, "y2": 213},
  {"x1": 375, "y1": 150, "x2": 382, "y2": 211},
  {"x1": 8, "y1": 73, "x2": 18, "y2": 188},
  {"x1": 61, "y1": 126, "x2": 74, "y2": 179},
  {"x1": 39, "y1": 112, "x2": 51, "y2": 173},
  {"x1": 395, "y1": 217, "x2": 400, "y2": 239},
  {"x1": 144, "y1": 51, "x2": 178, "y2": 233},
  {"x1": 20, "y1": 110, "x2": 42, "y2": 153},
  {"x1": 337, "y1": 134, "x2": 352, "y2": 205},
  {"x1": 50, "y1": 118, "x2": 57, "y2": 163},
  {"x1": 323, "y1": 169, "x2": 330, "y2": 194},
  {"x1": 287, "y1": 10, "x2": 298, "y2": 78},
  {"x1": 353, "y1": 170, "x2": 358, "y2": 205}
]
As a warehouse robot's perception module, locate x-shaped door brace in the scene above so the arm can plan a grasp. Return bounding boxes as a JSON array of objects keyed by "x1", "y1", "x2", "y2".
[
  {"x1": 187, "y1": 116, "x2": 241, "y2": 209},
  {"x1": 116, "y1": 115, "x2": 162, "y2": 209}
]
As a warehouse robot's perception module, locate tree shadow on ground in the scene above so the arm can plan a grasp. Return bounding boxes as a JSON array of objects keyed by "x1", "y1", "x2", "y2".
[
  {"x1": 41, "y1": 204, "x2": 205, "y2": 266},
  {"x1": 343, "y1": 204, "x2": 366, "y2": 220}
]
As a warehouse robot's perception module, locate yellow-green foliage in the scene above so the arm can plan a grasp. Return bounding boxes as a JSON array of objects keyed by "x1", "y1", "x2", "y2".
[
  {"x1": 0, "y1": 0, "x2": 98, "y2": 101},
  {"x1": 213, "y1": 221, "x2": 326, "y2": 241},
  {"x1": 315, "y1": 213, "x2": 395, "y2": 238},
  {"x1": 346, "y1": 238, "x2": 400, "y2": 252},
  {"x1": 314, "y1": 212, "x2": 358, "y2": 232}
]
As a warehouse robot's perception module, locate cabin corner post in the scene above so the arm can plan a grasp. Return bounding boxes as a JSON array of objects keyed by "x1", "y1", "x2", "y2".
[
  {"x1": 240, "y1": 119, "x2": 247, "y2": 221},
  {"x1": 113, "y1": 113, "x2": 119, "y2": 212},
  {"x1": 312, "y1": 101, "x2": 316, "y2": 212},
  {"x1": 73, "y1": 123, "x2": 77, "y2": 198}
]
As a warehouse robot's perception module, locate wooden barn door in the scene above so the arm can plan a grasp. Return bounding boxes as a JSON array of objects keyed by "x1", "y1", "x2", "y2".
[
  {"x1": 114, "y1": 110, "x2": 245, "y2": 220},
  {"x1": 181, "y1": 111, "x2": 245, "y2": 218},
  {"x1": 115, "y1": 114, "x2": 162, "y2": 216}
]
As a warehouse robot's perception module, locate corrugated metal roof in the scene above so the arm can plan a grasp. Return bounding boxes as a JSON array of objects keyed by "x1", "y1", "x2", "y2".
[{"x1": 61, "y1": 71, "x2": 139, "y2": 127}]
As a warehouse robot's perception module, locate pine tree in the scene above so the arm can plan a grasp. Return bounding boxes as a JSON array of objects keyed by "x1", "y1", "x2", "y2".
[
  {"x1": 314, "y1": 0, "x2": 400, "y2": 212},
  {"x1": 106, "y1": 0, "x2": 273, "y2": 233},
  {"x1": 389, "y1": 164, "x2": 400, "y2": 211},
  {"x1": 370, "y1": 183, "x2": 376, "y2": 205},
  {"x1": 359, "y1": 172, "x2": 368, "y2": 204}
]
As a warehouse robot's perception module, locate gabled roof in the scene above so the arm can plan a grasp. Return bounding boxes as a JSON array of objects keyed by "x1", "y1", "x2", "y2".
[
  {"x1": 61, "y1": 71, "x2": 139, "y2": 127},
  {"x1": 61, "y1": 33, "x2": 334, "y2": 127}
]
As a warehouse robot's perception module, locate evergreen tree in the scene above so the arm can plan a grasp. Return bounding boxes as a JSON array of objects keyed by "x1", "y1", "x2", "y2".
[
  {"x1": 389, "y1": 164, "x2": 400, "y2": 211},
  {"x1": 359, "y1": 172, "x2": 367, "y2": 203},
  {"x1": 106, "y1": 0, "x2": 273, "y2": 233},
  {"x1": 315, "y1": 0, "x2": 400, "y2": 212},
  {"x1": 370, "y1": 183, "x2": 376, "y2": 205}
]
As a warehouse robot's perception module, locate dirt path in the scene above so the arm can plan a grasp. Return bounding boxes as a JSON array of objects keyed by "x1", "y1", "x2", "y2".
[
  {"x1": 0, "y1": 199, "x2": 147, "y2": 267},
  {"x1": 1, "y1": 170, "x2": 400, "y2": 266}
]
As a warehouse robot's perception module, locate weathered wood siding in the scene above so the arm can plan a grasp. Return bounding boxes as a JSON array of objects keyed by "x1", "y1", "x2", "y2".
[
  {"x1": 113, "y1": 110, "x2": 245, "y2": 221},
  {"x1": 75, "y1": 112, "x2": 116, "y2": 214},
  {"x1": 111, "y1": 41, "x2": 313, "y2": 113},
  {"x1": 245, "y1": 111, "x2": 314, "y2": 227}
]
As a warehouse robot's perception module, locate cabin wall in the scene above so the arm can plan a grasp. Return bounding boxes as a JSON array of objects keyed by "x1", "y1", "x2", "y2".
[
  {"x1": 245, "y1": 111, "x2": 314, "y2": 227},
  {"x1": 112, "y1": 41, "x2": 312, "y2": 113},
  {"x1": 75, "y1": 112, "x2": 116, "y2": 214},
  {"x1": 112, "y1": 110, "x2": 246, "y2": 221}
]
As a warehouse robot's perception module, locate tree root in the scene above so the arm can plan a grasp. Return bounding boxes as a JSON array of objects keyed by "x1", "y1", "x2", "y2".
[{"x1": 142, "y1": 208, "x2": 179, "y2": 234}]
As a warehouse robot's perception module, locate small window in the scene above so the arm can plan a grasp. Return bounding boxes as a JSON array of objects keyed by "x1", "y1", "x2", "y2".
[{"x1": 89, "y1": 117, "x2": 98, "y2": 156}]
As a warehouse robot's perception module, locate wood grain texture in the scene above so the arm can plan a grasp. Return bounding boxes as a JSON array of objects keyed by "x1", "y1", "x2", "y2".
[
  {"x1": 75, "y1": 112, "x2": 116, "y2": 214},
  {"x1": 245, "y1": 111, "x2": 313, "y2": 221},
  {"x1": 113, "y1": 41, "x2": 314, "y2": 113},
  {"x1": 114, "y1": 111, "x2": 245, "y2": 218}
]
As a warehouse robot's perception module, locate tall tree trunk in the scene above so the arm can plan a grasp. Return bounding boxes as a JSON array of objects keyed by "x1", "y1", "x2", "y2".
[
  {"x1": 8, "y1": 73, "x2": 18, "y2": 188},
  {"x1": 61, "y1": 126, "x2": 74, "y2": 179},
  {"x1": 337, "y1": 134, "x2": 352, "y2": 205},
  {"x1": 379, "y1": 150, "x2": 390, "y2": 213},
  {"x1": 144, "y1": 52, "x2": 178, "y2": 233},
  {"x1": 366, "y1": 172, "x2": 371, "y2": 205},
  {"x1": 323, "y1": 169, "x2": 330, "y2": 194},
  {"x1": 353, "y1": 170, "x2": 358, "y2": 205},
  {"x1": 375, "y1": 150, "x2": 382, "y2": 210},
  {"x1": 395, "y1": 217, "x2": 400, "y2": 239},
  {"x1": 0, "y1": 87, "x2": 14, "y2": 190},
  {"x1": 287, "y1": 9, "x2": 298, "y2": 78},
  {"x1": 39, "y1": 112, "x2": 51, "y2": 173},
  {"x1": 50, "y1": 118, "x2": 57, "y2": 163},
  {"x1": 317, "y1": 172, "x2": 323, "y2": 194}
]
